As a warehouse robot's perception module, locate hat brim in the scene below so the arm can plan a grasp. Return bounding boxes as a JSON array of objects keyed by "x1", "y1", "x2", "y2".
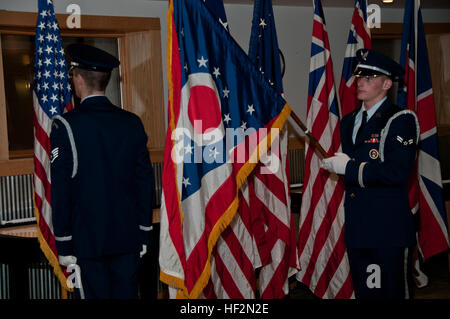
[
  {"x1": 353, "y1": 63, "x2": 402, "y2": 82},
  {"x1": 70, "y1": 61, "x2": 113, "y2": 73},
  {"x1": 353, "y1": 68, "x2": 388, "y2": 78}
]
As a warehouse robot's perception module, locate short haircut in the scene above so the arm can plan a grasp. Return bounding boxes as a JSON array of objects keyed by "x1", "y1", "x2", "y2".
[{"x1": 75, "y1": 68, "x2": 111, "y2": 92}]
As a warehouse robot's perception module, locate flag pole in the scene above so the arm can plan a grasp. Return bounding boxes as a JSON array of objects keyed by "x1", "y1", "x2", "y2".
[{"x1": 289, "y1": 110, "x2": 329, "y2": 158}]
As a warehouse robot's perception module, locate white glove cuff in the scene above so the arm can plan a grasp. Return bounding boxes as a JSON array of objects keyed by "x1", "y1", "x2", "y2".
[
  {"x1": 59, "y1": 255, "x2": 77, "y2": 267},
  {"x1": 140, "y1": 245, "x2": 147, "y2": 258}
]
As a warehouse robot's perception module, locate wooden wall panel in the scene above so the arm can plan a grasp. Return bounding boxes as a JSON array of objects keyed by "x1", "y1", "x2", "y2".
[
  {"x1": 0, "y1": 11, "x2": 159, "y2": 33},
  {"x1": 0, "y1": 11, "x2": 165, "y2": 175},
  {"x1": 427, "y1": 33, "x2": 450, "y2": 128},
  {"x1": 0, "y1": 158, "x2": 33, "y2": 176},
  {"x1": 0, "y1": 35, "x2": 9, "y2": 161},
  {"x1": 120, "y1": 30, "x2": 165, "y2": 150}
]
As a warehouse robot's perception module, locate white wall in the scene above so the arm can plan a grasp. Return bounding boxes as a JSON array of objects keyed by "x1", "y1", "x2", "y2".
[
  {"x1": 225, "y1": 4, "x2": 450, "y2": 135},
  {"x1": 2, "y1": 0, "x2": 450, "y2": 135}
]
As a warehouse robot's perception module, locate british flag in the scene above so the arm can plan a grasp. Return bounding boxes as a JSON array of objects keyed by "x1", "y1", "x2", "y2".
[
  {"x1": 398, "y1": 0, "x2": 450, "y2": 260},
  {"x1": 159, "y1": 0, "x2": 291, "y2": 299},
  {"x1": 296, "y1": 0, "x2": 354, "y2": 299},
  {"x1": 33, "y1": 0, "x2": 73, "y2": 291},
  {"x1": 339, "y1": 0, "x2": 371, "y2": 118}
]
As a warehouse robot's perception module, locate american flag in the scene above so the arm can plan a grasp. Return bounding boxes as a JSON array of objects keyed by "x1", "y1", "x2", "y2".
[
  {"x1": 159, "y1": 0, "x2": 291, "y2": 299},
  {"x1": 33, "y1": 0, "x2": 73, "y2": 290},
  {"x1": 339, "y1": 0, "x2": 371, "y2": 118},
  {"x1": 247, "y1": 0, "x2": 298, "y2": 298},
  {"x1": 296, "y1": 0, "x2": 354, "y2": 299},
  {"x1": 398, "y1": 0, "x2": 450, "y2": 260}
]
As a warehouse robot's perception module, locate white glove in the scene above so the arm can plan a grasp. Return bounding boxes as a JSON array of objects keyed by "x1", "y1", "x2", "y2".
[
  {"x1": 140, "y1": 245, "x2": 147, "y2": 258},
  {"x1": 321, "y1": 152, "x2": 350, "y2": 175},
  {"x1": 58, "y1": 255, "x2": 77, "y2": 267}
]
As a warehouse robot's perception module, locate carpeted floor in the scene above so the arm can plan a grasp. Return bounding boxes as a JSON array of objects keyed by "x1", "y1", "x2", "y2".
[{"x1": 288, "y1": 251, "x2": 450, "y2": 299}]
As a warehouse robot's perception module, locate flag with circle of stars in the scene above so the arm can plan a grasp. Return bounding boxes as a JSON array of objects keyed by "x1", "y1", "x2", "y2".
[
  {"x1": 160, "y1": 0, "x2": 291, "y2": 298},
  {"x1": 248, "y1": 0, "x2": 283, "y2": 93},
  {"x1": 32, "y1": 0, "x2": 73, "y2": 293},
  {"x1": 34, "y1": 0, "x2": 72, "y2": 119}
]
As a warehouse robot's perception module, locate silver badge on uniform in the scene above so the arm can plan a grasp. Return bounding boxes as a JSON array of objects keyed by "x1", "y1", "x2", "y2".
[{"x1": 369, "y1": 149, "x2": 379, "y2": 160}]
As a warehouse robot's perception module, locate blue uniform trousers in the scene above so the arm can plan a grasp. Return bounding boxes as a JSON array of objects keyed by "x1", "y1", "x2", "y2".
[
  {"x1": 347, "y1": 247, "x2": 414, "y2": 299},
  {"x1": 74, "y1": 253, "x2": 140, "y2": 299}
]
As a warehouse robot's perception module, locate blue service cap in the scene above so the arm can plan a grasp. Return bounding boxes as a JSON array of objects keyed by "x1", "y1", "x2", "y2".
[
  {"x1": 353, "y1": 49, "x2": 404, "y2": 82},
  {"x1": 66, "y1": 43, "x2": 120, "y2": 72}
]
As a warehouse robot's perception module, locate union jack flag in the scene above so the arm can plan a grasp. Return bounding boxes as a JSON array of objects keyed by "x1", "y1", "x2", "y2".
[
  {"x1": 398, "y1": 0, "x2": 450, "y2": 260},
  {"x1": 33, "y1": 0, "x2": 73, "y2": 291},
  {"x1": 339, "y1": 0, "x2": 371, "y2": 118},
  {"x1": 159, "y1": 0, "x2": 291, "y2": 299},
  {"x1": 296, "y1": 0, "x2": 354, "y2": 299}
]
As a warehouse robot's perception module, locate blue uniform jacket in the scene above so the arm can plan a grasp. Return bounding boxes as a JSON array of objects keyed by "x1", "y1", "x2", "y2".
[
  {"x1": 50, "y1": 96, "x2": 154, "y2": 259},
  {"x1": 340, "y1": 98, "x2": 419, "y2": 248}
]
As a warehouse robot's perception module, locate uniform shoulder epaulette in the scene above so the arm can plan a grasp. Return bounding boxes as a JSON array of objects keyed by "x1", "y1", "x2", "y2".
[
  {"x1": 51, "y1": 115, "x2": 78, "y2": 178},
  {"x1": 379, "y1": 110, "x2": 420, "y2": 162}
]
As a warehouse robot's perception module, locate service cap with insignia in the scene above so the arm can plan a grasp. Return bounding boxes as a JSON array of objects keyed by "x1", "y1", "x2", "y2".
[
  {"x1": 66, "y1": 43, "x2": 120, "y2": 72},
  {"x1": 353, "y1": 49, "x2": 404, "y2": 82}
]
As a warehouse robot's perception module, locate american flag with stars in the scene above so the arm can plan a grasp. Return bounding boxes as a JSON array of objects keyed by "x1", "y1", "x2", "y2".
[
  {"x1": 33, "y1": 0, "x2": 73, "y2": 291},
  {"x1": 159, "y1": 0, "x2": 291, "y2": 299},
  {"x1": 296, "y1": 0, "x2": 354, "y2": 299}
]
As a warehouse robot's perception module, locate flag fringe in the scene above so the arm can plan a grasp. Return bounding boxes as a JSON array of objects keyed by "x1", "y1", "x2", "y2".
[
  {"x1": 166, "y1": 0, "x2": 175, "y2": 132},
  {"x1": 160, "y1": 0, "x2": 189, "y2": 298},
  {"x1": 160, "y1": 103, "x2": 292, "y2": 299},
  {"x1": 33, "y1": 193, "x2": 72, "y2": 295}
]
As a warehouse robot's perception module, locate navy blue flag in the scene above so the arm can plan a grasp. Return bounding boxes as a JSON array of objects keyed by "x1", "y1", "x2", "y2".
[
  {"x1": 247, "y1": 0, "x2": 299, "y2": 299},
  {"x1": 248, "y1": 0, "x2": 283, "y2": 93},
  {"x1": 202, "y1": 0, "x2": 229, "y2": 31}
]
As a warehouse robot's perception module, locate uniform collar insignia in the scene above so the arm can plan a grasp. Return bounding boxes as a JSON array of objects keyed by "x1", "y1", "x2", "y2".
[{"x1": 361, "y1": 50, "x2": 369, "y2": 61}]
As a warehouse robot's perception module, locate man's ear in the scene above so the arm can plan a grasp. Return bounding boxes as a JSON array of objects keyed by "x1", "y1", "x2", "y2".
[
  {"x1": 73, "y1": 71, "x2": 85, "y2": 88},
  {"x1": 382, "y1": 77, "x2": 393, "y2": 90}
]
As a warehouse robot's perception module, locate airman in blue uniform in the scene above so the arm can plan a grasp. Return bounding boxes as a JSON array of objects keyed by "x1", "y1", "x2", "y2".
[
  {"x1": 50, "y1": 43, "x2": 154, "y2": 299},
  {"x1": 322, "y1": 49, "x2": 419, "y2": 299}
]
